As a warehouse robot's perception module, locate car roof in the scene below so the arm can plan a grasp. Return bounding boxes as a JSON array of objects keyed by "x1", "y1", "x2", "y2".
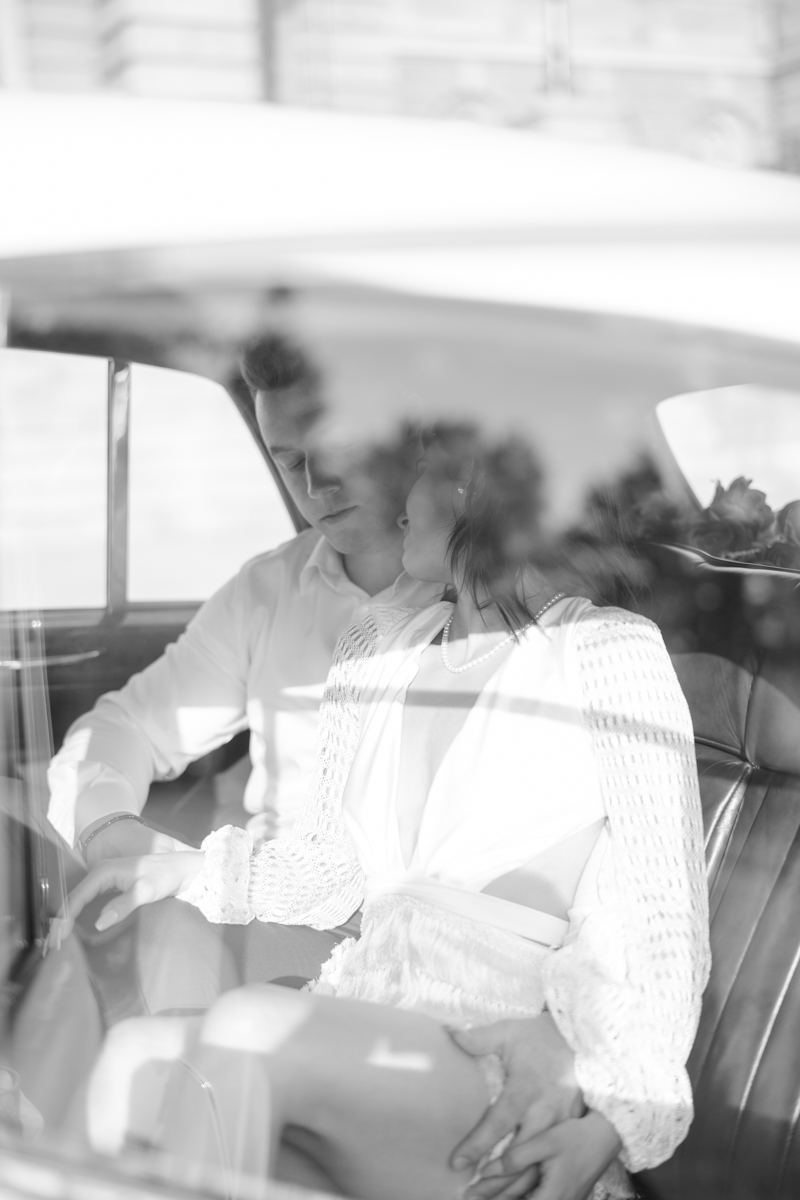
[{"x1": 2, "y1": 93, "x2": 800, "y2": 345}]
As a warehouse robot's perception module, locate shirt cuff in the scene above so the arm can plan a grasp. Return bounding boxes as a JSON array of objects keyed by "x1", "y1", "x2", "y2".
[{"x1": 47, "y1": 760, "x2": 140, "y2": 849}]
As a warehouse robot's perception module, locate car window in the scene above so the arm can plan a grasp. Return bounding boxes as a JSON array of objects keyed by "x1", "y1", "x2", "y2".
[
  {"x1": 652, "y1": 386, "x2": 800, "y2": 568},
  {"x1": 127, "y1": 364, "x2": 295, "y2": 603},
  {"x1": 657, "y1": 386, "x2": 800, "y2": 509},
  {"x1": 0, "y1": 351, "x2": 107, "y2": 611}
]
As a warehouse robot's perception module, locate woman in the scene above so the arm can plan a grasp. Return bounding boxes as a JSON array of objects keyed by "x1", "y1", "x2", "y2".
[{"x1": 66, "y1": 429, "x2": 710, "y2": 1200}]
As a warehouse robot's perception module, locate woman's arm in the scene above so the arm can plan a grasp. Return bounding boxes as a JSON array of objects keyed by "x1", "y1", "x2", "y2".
[
  {"x1": 541, "y1": 606, "x2": 711, "y2": 1173},
  {"x1": 52, "y1": 827, "x2": 363, "y2": 939},
  {"x1": 176, "y1": 823, "x2": 364, "y2": 930},
  {"x1": 179, "y1": 606, "x2": 413, "y2": 930}
]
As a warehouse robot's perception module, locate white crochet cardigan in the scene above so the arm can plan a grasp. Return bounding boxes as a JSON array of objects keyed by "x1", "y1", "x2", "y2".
[{"x1": 180, "y1": 603, "x2": 711, "y2": 1173}]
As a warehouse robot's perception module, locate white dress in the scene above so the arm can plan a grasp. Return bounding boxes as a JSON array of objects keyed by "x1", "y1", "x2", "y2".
[
  {"x1": 317, "y1": 599, "x2": 605, "y2": 1014},
  {"x1": 180, "y1": 597, "x2": 711, "y2": 1196}
]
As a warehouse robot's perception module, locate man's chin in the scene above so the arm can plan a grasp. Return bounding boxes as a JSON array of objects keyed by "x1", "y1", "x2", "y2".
[{"x1": 314, "y1": 518, "x2": 370, "y2": 555}]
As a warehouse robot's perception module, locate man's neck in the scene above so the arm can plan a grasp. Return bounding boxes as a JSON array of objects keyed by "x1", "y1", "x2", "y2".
[{"x1": 341, "y1": 543, "x2": 405, "y2": 597}]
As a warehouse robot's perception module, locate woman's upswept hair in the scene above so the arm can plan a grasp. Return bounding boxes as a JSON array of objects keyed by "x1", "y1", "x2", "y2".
[{"x1": 433, "y1": 424, "x2": 648, "y2": 632}]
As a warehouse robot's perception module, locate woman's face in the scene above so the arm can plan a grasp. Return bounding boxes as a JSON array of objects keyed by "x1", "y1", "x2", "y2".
[{"x1": 400, "y1": 442, "x2": 463, "y2": 583}]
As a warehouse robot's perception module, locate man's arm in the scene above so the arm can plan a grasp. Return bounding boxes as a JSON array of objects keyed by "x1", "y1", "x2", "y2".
[
  {"x1": 78, "y1": 810, "x2": 193, "y2": 867},
  {"x1": 47, "y1": 709, "x2": 160, "y2": 852},
  {"x1": 47, "y1": 574, "x2": 252, "y2": 859}
]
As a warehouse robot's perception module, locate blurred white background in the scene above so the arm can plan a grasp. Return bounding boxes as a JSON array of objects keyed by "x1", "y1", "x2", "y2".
[{"x1": 0, "y1": 0, "x2": 797, "y2": 171}]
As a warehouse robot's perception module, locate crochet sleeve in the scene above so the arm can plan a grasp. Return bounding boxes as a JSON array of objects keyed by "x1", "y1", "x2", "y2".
[
  {"x1": 178, "y1": 608, "x2": 409, "y2": 931},
  {"x1": 541, "y1": 607, "x2": 711, "y2": 1173}
]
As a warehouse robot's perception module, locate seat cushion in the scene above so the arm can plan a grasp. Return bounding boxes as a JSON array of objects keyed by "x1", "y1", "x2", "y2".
[{"x1": 639, "y1": 758, "x2": 800, "y2": 1200}]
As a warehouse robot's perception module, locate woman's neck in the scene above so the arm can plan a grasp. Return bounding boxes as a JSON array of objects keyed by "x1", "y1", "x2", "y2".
[
  {"x1": 448, "y1": 595, "x2": 506, "y2": 640},
  {"x1": 448, "y1": 579, "x2": 559, "y2": 642}
]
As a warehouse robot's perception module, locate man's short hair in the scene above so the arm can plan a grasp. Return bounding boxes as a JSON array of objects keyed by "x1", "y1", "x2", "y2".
[{"x1": 239, "y1": 332, "x2": 320, "y2": 395}]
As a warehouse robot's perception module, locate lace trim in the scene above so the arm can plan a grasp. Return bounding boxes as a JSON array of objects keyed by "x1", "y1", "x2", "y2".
[{"x1": 176, "y1": 826, "x2": 252, "y2": 923}]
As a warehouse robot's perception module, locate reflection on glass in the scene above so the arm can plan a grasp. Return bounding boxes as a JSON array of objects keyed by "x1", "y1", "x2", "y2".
[
  {"x1": 647, "y1": 387, "x2": 800, "y2": 570},
  {"x1": 127, "y1": 364, "x2": 295, "y2": 603},
  {"x1": 1, "y1": 320, "x2": 797, "y2": 1200},
  {"x1": 657, "y1": 385, "x2": 800, "y2": 510},
  {"x1": 0, "y1": 1066, "x2": 22, "y2": 1133},
  {"x1": 0, "y1": 350, "x2": 107, "y2": 610}
]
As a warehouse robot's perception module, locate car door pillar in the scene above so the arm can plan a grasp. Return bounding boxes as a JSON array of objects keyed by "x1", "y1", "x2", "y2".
[{"x1": 107, "y1": 360, "x2": 130, "y2": 613}]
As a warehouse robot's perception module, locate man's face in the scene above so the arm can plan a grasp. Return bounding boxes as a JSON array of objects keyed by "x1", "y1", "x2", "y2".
[{"x1": 255, "y1": 384, "x2": 413, "y2": 556}]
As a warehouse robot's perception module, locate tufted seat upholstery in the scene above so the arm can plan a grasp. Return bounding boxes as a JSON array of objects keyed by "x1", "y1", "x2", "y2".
[{"x1": 635, "y1": 550, "x2": 800, "y2": 1200}]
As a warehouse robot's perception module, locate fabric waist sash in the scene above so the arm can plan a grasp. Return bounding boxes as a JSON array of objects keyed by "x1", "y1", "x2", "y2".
[{"x1": 364, "y1": 877, "x2": 569, "y2": 948}]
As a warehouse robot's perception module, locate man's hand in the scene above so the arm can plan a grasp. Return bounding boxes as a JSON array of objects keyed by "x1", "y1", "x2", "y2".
[
  {"x1": 465, "y1": 1112, "x2": 622, "y2": 1200},
  {"x1": 449, "y1": 1013, "x2": 585, "y2": 1188},
  {"x1": 49, "y1": 850, "x2": 205, "y2": 949},
  {"x1": 82, "y1": 819, "x2": 193, "y2": 868}
]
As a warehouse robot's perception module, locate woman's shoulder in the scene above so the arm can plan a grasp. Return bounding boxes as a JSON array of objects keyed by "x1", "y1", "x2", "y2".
[
  {"x1": 552, "y1": 599, "x2": 677, "y2": 699},
  {"x1": 557, "y1": 597, "x2": 664, "y2": 650},
  {"x1": 565, "y1": 601, "x2": 692, "y2": 733}
]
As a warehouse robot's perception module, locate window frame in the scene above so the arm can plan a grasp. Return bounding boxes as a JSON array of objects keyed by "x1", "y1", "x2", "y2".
[{"x1": 104, "y1": 358, "x2": 306, "y2": 617}]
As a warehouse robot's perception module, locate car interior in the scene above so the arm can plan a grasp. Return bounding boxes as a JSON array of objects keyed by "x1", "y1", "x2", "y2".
[
  {"x1": 1, "y1": 299, "x2": 800, "y2": 1200},
  {"x1": 636, "y1": 546, "x2": 800, "y2": 1199}
]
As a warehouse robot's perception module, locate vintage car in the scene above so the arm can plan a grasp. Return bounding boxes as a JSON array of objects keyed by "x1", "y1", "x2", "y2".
[{"x1": 1, "y1": 91, "x2": 800, "y2": 1200}]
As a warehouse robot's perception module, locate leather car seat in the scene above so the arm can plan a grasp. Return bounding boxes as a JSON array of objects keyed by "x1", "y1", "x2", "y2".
[{"x1": 635, "y1": 548, "x2": 800, "y2": 1200}]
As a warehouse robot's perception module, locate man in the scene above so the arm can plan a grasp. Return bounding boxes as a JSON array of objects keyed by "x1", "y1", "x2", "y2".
[
  {"x1": 48, "y1": 332, "x2": 435, "y2": 985},
  {"x1": 48, "y1": 333, "x2": 583, "y2": 1196}
]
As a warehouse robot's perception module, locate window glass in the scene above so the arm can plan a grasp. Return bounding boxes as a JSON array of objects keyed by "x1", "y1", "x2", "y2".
[
  {"x1": 0, "y1": 350, "x2": 107, "y2": 610},
  {"x1": 654, "y1": 386, "x2": 800, "y2": 568},
  {"x1": 657, "y1": 386, "x2": 800, "y2": 509},
  {"x1": 127, "y1": 364, "x2": 295, "y2": 602}
]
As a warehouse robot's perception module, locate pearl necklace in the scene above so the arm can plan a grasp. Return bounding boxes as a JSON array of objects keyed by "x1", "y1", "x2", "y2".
[{"x1": 440, "y1": 593, "x2": 566, "y2": 674}]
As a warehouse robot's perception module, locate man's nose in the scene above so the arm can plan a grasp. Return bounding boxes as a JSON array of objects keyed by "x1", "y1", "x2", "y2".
[
  {"x1": 397, "y1": 512, "x2": 409, "y2": 531},
  {"x1": 305, "y1": 455, "x2": 341, "y2": 499}
]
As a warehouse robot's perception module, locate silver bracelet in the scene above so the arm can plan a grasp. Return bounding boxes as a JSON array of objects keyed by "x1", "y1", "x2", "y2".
[{"x1": 79, "y1": 813, "x2": 148, "y2": 855}]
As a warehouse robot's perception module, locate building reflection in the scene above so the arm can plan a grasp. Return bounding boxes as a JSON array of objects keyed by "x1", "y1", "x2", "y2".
[{"x1": 0, "y1": 1, "x2": 797, "y2": 171}]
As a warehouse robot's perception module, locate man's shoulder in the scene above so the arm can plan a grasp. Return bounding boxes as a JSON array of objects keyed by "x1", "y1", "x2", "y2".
[{"x1": 193, "y1": 529, "x2": 321, "y2": 627}]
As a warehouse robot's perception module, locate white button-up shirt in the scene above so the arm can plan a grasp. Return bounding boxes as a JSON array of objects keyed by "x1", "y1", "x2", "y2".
[{"x1": 47, "y1": 529, "x2": 439, "y2": 848}]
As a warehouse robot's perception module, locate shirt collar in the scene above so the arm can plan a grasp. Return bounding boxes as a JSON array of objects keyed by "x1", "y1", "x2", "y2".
[
  {"x1": 299, "y1": 534, "x2": 440, "y2": 608},
  {"x1": 299, "y1": 535, "x2": 367, "y2": 600}
]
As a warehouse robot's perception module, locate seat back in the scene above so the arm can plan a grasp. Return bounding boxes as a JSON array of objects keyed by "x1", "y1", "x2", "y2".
[{"x1": 636, "y1": 553, "x2": 800, "y2": 1200}]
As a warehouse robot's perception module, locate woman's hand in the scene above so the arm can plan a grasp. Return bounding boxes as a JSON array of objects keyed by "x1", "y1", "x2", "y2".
[
  {"x1": 48, "y1": 850, "x2": 205, "y2": 949},
  {"x1": 465, "y1": 1112, "x2": 621, "y2": 1200}
]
